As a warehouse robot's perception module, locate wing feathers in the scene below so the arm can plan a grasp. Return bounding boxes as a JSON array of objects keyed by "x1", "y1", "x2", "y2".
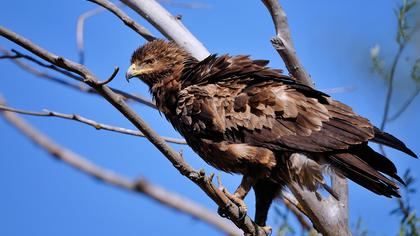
[{"x1": 371, "y1": 127, "x2": 417, "y2": 158}]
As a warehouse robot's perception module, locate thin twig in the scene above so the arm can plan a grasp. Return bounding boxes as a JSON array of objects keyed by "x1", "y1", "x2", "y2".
[
  {"x1": 96, "y1": 67, "x2": 119, "y2": 85},
  {"x1": 380, "y1": 44, "x2": 405, "y2": 130},
  {"x1": 0, "y1": 99, "x2": 238, "y2": 236},
  {"x1": 387, "y1": 87, "x2": 420, "y2": 122},
  {"x1": 0, "y1": 104, "x2": 186, "y2": 144},
  {"x1": 87, "y1": 0, "x2": 156, "y2": 41},
  {"x1": 0, "y1": 54, "x2": 20, "y2": 59},
  {"x1": 0, "y1": 47, "x2": 156, "y2": 108},
  {"x1": 0, "y1": 26, "x2": 265, "y2": 236},
  {"x1": 322, "y1": 86, "x2": 357, "y2": 94},
  {"x1": 76, "y1": 6, "x2": 106, "y2": 64},
  {"x1": 379, "y1": 44, "x2": 405, "y2": 155}
]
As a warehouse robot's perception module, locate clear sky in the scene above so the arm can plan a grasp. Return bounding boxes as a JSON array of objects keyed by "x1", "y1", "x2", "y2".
[{"x1": 0, "y1": 1, "x2": 419, "y2": 235}]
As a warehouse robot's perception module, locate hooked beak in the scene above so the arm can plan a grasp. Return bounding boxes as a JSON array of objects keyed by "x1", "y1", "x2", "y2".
[
  {"x1": 125, "y1": 64, "x2": 155, "y2": 83},
  {"x1": 125, "y1": 64, "x2": 137, "y2": 82}
]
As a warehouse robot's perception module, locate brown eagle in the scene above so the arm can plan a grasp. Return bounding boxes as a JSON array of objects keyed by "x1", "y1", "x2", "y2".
[{"x1": 126, "y1": 40, "x2": 417, "y2": 227}]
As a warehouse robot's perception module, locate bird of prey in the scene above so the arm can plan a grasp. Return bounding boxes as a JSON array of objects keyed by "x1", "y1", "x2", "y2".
[{"x1": 126, "y1": 40, "x2": 417, "y2": 228}]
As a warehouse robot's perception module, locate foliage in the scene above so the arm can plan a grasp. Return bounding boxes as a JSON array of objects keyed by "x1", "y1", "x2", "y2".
[
  {"x1": 391, "y1": 170, "x2": 420, "y2": 236},
  {"x1": 370, "y1": 0, "x2": 419, "y2": 125}
]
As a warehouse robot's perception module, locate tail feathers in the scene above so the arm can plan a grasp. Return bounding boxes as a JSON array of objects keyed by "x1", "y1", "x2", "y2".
[
  {"x1": 372, "y1": 127, "x2": 417, "y2": 158},
  {"x1": 354, "y1": 145, "x2": 405, "y2": 185},
  {"x1": 329, "y1": 153, "x2": 400, "y2": 198}
]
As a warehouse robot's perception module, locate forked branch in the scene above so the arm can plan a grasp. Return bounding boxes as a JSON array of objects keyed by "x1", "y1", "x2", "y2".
[
  {"x1": 0, "y1": 26, "x2": 265, "y2": 236},
  {"x1": 261, "y1": 1, "x2": 350, "y2": 235},
  {"x1": 0, "y1": 104, "x2": 186, "y2": 144},
  {"x1": 0, "y1": 98, "x2": 236, "y2": 236}
]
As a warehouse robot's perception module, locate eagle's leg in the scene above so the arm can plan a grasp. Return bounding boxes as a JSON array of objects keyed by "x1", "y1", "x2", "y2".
[
  {"x1": 254, "y1": 179, "x2": 281, "y2": 232},
  {"x1": 218, "y1": 176, "x2": 255, "y2": 220}
]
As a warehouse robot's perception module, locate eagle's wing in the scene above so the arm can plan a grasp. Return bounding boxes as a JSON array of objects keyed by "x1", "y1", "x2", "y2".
[
  {"x1": 177, "y1": 79, "x2": 373, "y2": 152},
  {"x1": 175, "y1": 54, "x2": 416, "y2": 197}
]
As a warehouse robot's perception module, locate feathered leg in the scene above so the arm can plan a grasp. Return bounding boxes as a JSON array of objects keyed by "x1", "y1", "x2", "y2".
[{"x1": 254, "y1": 179, "x2": 281, "y2": 226}]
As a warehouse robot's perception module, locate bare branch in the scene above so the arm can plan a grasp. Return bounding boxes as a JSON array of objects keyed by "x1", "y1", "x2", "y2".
[
  {"x1": 0, "y1": 47, "x2": 156, "y2": 108},
  {"x1": 0, "y1": 54, "x2": 20, "y2": 59},
  {"x1": 0, "y1": 26, "x2": 265, "y2": 236},
  {"x1": 0, "y1": 104, "x2": 186, "y2": 144},
  {"x1": 97, "y1": 67, "x2": 120, "y2": 86},
  {"x1": 280, "y1": 192, "x2": 311, "y2": 231},
  {"x1": 120, "y1": 0, "x2": 210, "y2": 60},
  {"x1": 380, "y1": 44, "x2": 405, "y2": 130},
  {"x1": 76, "y1": 6, "x2": 106, "y2": 64},
  {"x1": 261, "y1": 0, "x2": 313, "y2": 86},
  {"x1": 158, "y1": 0, "x2": 212, "y2": 9},
  {"x1": 322, "y1": 85, "x2": 357, "y2": 94},
  {"x1": 261, "y1": 1, "x2": 351, "y2": 235},
  {"x1": 387, "y1": 87, "x2": 420, "y2": 122},
  {"x1": 87, "y1": 0, "x2": 156, "y2": 41},
  {"x1": 0, "y1": 99, "x2": 238, "y2": 236}
]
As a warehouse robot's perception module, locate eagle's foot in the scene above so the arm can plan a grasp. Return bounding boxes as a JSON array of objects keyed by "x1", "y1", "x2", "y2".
[
  {"x1": 260, "y1": 226, "x2": 272, "y2": 236},
  {"x1": 221, "y1": 188, "x2": 248, "y2": 221}
]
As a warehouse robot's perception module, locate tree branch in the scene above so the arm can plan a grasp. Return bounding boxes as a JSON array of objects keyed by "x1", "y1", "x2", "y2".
[
  {"x1": 76, "y1": 6, "x2": 106, "y2": 65},
  {"x1": 261, "y1": 1, "x2": 351, "y2": 235},
  {"x1": 0, "y1": 99, "x2": 238, "y2": 236},
  {"x1": 0, "y1": 47, "x2": 156, "y2": 108},
  {"x1": 0, "y1": 104, "x2": 186, "y2": 144},
  {"x1": 261, "y1": 0, "x2": 313, "y2": 86},
  {"x1": 120, "y1": 0, "x2": 210, "y2": 60},
  {"x1": 87, "y1": 0, "x2": 156, "y2": 42},
  {"x1": 387, "y1": 87, "x2": 420, "y2": 122},
  {"x1": 0, "y1": 26, "x2": 266, "y2": 236}
]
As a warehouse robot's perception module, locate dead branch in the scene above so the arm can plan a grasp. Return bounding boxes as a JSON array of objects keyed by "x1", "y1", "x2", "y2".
[
  {"x1": 0, "y1": 26, "x2": 266, "y2": 236},
  {"x1": 0, "y1": 99, "x2": 238, "y2": 236},
  {"x1": 0, "y1": 47, "x2": 156, "y2": 108},
  {"x1": 158, "y1": 0, "x2": 211, "y2": 9},
  {"x1": 120, "y1": 0, "x2": 210, "y2": 60},
  {"x1": 97, "y1": 67, "x2": 120, "y2": 85},
  {"x1": 322, "y1": 86, "x2": 357, "y2": 94},
  {"x1": 280, "y1": 192, "x2": 312, "y2": 231},
  {"x1": 261, "y1": 1, "x2": 351, "y2": 235},
  {"x1": 387, "y1": 87, "x2": 420, "y2": 122},
  {"x1": 261, "y1": 0, "x2": 312, "y2": 86},
  {"x1": 87, "y1": 0, "x2": 156, "y2": 41},
  {"x1": 76, "y1": 6, "x2": 106, "y2": 64},
  {"x1": 0, "y1": 104, "x2": 186, "y2": 144}
]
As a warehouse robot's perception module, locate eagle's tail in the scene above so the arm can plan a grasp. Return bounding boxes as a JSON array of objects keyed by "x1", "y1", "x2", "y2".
[
  {"x1": 371, "y1": 127, "x2": 417, "y2": 158},
  {"x1": 328, "y1": 144, "x2": 406, "y2": 198}
]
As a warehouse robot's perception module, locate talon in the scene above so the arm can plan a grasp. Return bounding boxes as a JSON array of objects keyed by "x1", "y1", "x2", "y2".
[
  {"x1": 261, "y1": 226, "x2": 272, "y2": 235},
  {"x1": 221, "y1": 188, "x2": 248, "y2": 221},
  {"x1": 217, "y1": 206, "x2": 228, "y2": 218}
]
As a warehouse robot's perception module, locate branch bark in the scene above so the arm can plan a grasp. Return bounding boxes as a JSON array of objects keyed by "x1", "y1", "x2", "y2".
[
  {"x1": 0, "y1": 104, "x2": 186, "y2": 144},
  {"x1": 87, "y1": 0, "x2": 156, "y2": 41},
  {"x1": 0, "y1": 99, "x2": 238, "y2": 236},
  {"x1": 0, "y1": 26, "x2": 266, "y2": 236},
  {"x1": 0, "y1": 47, "x2": 156, "y2": 108},
  {"x1": 120, "y1": 0, "x2": 210, "y2": 60},
  {"x1": 261, "y1": 1, "x2": 351, "y2": 235},
  {"x1": 261, "y1": 0, "x2": 313, "y2": 86}
]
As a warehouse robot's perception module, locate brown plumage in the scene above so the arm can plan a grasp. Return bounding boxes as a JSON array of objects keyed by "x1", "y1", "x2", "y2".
[{"x1": 126, "y1": 40, "x2": 417, "y2": 227}]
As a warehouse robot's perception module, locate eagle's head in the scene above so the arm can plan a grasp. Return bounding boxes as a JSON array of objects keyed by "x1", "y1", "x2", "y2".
[{"x1": 126, "y1": 40, "x2": 193, "y2": 87}]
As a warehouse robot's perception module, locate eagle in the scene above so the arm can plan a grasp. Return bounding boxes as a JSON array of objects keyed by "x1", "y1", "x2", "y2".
[{"x1": 125, "y1": 40, "x2": 417, "y2": 228}]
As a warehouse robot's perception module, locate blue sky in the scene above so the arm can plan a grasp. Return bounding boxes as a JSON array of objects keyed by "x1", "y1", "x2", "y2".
[{"x1": 0, "y1": 1, "x2": 419, "y2": 235}]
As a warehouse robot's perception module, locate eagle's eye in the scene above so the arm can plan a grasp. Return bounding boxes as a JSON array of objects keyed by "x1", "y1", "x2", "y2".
[{"x1": 143, "y1": 58, "x2": 156, "y2": 65}]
